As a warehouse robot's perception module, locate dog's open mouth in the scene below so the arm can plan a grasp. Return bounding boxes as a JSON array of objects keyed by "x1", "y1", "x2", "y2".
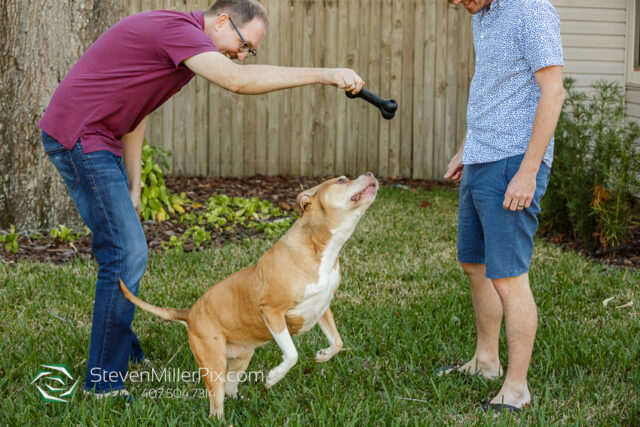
[{"x1": 351, "y1": 182, "x2": 378, "y2": 202}]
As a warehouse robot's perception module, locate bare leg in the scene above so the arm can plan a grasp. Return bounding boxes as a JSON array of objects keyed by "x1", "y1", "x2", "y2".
[
  {"x1": 315, "y1": 307, "x2": 344, "y2": 362},
  {"x1": 490, "y1": 272, "x2": 535, "y2": 408},
  {"x1": 455, "y1": 263, "x2": 503, "y2": 379}
]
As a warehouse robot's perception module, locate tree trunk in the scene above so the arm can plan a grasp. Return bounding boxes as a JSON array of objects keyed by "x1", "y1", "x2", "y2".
[{"x1": 0, "y1": 0, "x2": 125, "y2": 232}]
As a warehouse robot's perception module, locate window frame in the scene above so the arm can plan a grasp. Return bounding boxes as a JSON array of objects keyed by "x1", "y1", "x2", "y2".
[{"x1": 627, "y1": 0, "x2": 640, "y2": 84}]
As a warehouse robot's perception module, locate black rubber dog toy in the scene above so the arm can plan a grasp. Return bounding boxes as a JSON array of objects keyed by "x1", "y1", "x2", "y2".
[{"x1": 346, "y1": 88, "x2": 398, "y2": 120}]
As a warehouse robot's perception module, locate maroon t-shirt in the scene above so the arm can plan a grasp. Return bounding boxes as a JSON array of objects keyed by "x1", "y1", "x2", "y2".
[{"x1": 39, "y1": 10, "x2": 217, "y2": 156}]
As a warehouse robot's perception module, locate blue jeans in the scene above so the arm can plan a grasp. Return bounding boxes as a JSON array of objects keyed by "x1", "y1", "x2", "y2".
[
  {"x1": 457, "y1": 154, "x2": 550, "y2": 279},
  {"x1": 41, "y1": 131, "x2": 147, "y2": 393}
]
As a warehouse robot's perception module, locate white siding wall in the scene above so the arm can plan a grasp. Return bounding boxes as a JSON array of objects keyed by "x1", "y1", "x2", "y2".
[
  {"x1": 626, "y1": 85, "x2": 640, "y2": 119},
  {"x1": 550, "y1": 0, "x2": 627, "y2": 90}
]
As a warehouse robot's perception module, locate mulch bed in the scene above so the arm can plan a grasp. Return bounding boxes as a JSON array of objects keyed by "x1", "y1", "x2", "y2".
[
  {"x1": 542, "y1": 228, "x2": 640, "y2": 269},
  {"x1": 1, "y1": 175, "x2": 638, "y2": 269}
]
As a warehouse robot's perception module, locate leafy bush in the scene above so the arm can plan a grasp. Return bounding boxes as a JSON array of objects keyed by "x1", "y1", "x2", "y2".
[
  {"x1": 162, "y1": 225, "x2": 212, "y2": 254},
  {"x1": 140, "y1": 141, "x2": 189, "y2": 222},
  {"x1": 541, "y1": 79, "x2": 640, "y2": 250},
  {"x1": 180, "y1": 194, "x2": 295, "y2": 235},
  {"x1": 29, "y1": 232, "x2": 44, "y2": 241},
  {"x1": 0, "y1": 225, "x2": 19, "y2": 254},
  {"x1": 162, "y1": 196, "x2": 293, "y2": 253},
  {"x1": 50, "y1": 225, "x2": 90, "y2": 243}
]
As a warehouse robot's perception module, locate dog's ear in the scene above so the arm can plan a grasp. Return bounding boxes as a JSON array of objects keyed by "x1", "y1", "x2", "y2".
[
  {"x1": 296, "y1": 193, "x2": 312, "y2": 216},
  {"x1": 295, "y1": 183, "x2": 324, "y2": 216}
]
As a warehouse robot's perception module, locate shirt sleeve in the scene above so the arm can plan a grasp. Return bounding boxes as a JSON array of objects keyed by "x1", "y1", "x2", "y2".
[
  {"x1": 158, "y1": 18, "x2": 218, "y2": 68},
  {"x1": 520, "y1": 1, "x2": 564, "y2": 72}
]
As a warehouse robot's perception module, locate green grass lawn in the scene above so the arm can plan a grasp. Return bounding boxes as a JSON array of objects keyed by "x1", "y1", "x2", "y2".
[{"x1": 1, "y1": 186, "x2": 638, "y2": 425}]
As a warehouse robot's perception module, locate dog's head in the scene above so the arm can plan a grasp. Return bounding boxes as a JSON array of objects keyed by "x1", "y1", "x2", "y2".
[{"x1": 295, "y1": 172, "x2": 378, "y2": 228}]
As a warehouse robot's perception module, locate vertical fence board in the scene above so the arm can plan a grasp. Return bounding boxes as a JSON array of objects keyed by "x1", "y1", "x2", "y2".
[
  {"x1": 422, "y1": 0, "x2": 437, "y2": 179},
  {"x1": 266, "y1": 0, "x2": 280, "y2": 175},
  {"x1": 388, "y1": 0, "x2": 403, "y2": 177},
  {"x1": 278, "y1": 2, "x2": 292, "y2": 174},
  {"x1": 289, "y1": 1, "x2": 303, "y2": 175},
  {"x1": 378, "y1": 0, "x2": 392, "y2": 177},
  {"x1": 254, "y1": 62, "x2": 267, "y2": 175},
  {"x1": 183, "y1": 75, "x2": 197, "y2": 175},
  {"x1": 243, "y1": 87, "x2": 257, "y2": 176},
  {"x1": 219, "y1": 90, "x2": 232, "y2": 176},
  {"x1": 334, "y1": 0, "x2": 348, "y2": 175},
  {"x1": 412, "y1": 0, "x2": 425, "y2": 179},
  {"x1": 172, "y1": 87, "x2": 186, "y2": 175},
  {"x1": 312, "y1": 0, "x2": 325, "y2": 177},
  {"x1": 355, "y1": 0, "x2": 369, "y2": 176},
  {"x1": 345, "y1": 0, "x2": 359, "y2": 176},
  {"x1": 231, "y1": 94, "x2": 243, "y2": 176},
  {"x1": 433, "y1": 0, "x2": 448, "y2": 180},
  {"x1": 300, "y1": 0, "x2": 314, "y2": 176},
  {"x1": 194, "y1": 76, "x2": 208, "y2": 175},
  {"x1": 366, "y1": 0, "x2": 381, "y2": 175},
  {"x1": 323, "y1": 0, "x2": 338, "y2": 176},
  {"x1": 208, "y1": 82, "x2": 220, "y2": 177},
  {"x1": 400, "y1": 0, "x2": 414, "y2": 178}
]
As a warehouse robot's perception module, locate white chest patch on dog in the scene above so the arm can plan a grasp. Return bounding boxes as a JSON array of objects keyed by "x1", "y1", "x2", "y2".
[
  {"x1": 291, "y1": 266, "x2": 340, "y2": 334},
  {"x1": 290, "y1": 212, "x2": 362, "y2": 333}
]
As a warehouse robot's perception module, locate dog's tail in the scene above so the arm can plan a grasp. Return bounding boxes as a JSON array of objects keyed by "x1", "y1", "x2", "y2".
[{"x1": 119, "y1": 279, "x2": 189, "y2": 323}]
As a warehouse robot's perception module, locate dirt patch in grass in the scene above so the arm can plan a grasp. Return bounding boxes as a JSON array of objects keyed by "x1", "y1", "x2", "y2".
[{"x1": 1, "y1": 175, "x2": 637, "y2": 268}]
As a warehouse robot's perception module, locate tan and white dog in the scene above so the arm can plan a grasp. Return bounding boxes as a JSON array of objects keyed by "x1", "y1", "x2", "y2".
[{"x1": 120, "y1": 172, "x2": 378, "y2": 417}]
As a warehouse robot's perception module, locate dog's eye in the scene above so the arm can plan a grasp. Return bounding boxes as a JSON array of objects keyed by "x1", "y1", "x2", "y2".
[{"x1": 338, "y1": 178, "x2": 346, "y2": 184}]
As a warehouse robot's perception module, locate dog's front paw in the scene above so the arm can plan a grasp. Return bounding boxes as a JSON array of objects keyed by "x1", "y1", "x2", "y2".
[
  {"x1": 225, "y1": 392, "x2": 246, "y2": 400},
  {"x1": 315, "y1": 347, "x2": 340, "y2": 363},
  {"x1": 224, "y1": 387, "x2": 239, "y2": 399},
  {"x1": 265, "y1": 367, "x2": 286, "y2": 388}
]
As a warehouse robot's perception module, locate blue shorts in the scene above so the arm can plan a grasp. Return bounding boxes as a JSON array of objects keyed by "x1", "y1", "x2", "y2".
[{"x1": 457, "y1": 154, "x2": 550, "y2": 279}]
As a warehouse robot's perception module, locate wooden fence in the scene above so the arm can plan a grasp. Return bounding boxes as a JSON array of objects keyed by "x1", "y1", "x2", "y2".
[{"x1": 127, "y1": 0, "x2": 474, "y2": 179}]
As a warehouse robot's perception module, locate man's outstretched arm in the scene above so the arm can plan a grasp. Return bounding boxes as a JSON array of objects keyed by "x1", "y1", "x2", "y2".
[{"x1": 184, "y1": 51, "x2": 365, "y2": 95}]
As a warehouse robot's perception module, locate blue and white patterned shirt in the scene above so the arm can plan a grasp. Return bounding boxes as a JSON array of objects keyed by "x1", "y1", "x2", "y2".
[{"x1": 463, "y1": 0, "x2": 564, "y2": 167}]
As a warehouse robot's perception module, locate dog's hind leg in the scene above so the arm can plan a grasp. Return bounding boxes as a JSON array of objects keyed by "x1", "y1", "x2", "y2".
[
  {"x1": 189, "y1": 331, "x2": 227, "y2": 418},
  {"x1": 225, "y1": 347, "x2": 254, "y2": 398},
  {"x1": 315, "y1": 307, "x2": 344, "y2": 362},
  {"x1": 261, "y1": 310, "x2": 298, "y2": 388}
]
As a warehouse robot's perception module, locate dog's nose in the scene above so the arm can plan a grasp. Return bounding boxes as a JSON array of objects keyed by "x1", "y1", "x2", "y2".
[{"x1": 366, "y1": 172, "x2": 374, "y2": 178}]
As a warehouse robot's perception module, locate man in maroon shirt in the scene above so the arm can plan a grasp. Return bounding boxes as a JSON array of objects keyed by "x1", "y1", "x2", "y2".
[{"x1": 40, "y1": 0, "x2": 364, "y2": 399}]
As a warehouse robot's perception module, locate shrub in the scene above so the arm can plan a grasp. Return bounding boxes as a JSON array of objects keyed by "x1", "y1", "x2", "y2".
[
  {"x1": 180, "y1": 194, "x2": 295, "y2": 235},
  {"x1": 541, "y1": 79, "x2": 640, "y2": 251},
  {"x1": 0, "y1": 225, "x2": 19, "y2": 254},
  {"x1": 49, "y1": 224, "x2": 90, "y2": 243},
  {"x1": 161, "y1": 225, "x2": 212, "y2": 254},
  {"x1": 140, "y1": 141, "x2": 189, "y2": 222}
]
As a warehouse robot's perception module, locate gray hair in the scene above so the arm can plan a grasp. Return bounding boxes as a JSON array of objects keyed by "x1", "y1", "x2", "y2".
[{"x1": 205, "y1": 0, "x2": 269, "y2": 31}]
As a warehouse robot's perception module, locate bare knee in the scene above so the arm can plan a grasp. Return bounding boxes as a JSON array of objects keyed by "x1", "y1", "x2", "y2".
[
  {"x1": 460, "y1": 262, "x2": 486, "y2": 277},
  {"x1": 492, "y1": 273, "x2": 530, "y2": 299}
]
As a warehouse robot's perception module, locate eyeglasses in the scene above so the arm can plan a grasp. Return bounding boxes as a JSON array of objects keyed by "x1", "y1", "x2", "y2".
[{"x1": 228, "y1": 16, "x2": 256, "y2": 57}]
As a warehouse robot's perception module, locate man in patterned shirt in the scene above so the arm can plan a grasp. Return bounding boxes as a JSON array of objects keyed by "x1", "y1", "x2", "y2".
[{"x1": 442, "y1": 0, "x2": 565, "y2": 412}]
